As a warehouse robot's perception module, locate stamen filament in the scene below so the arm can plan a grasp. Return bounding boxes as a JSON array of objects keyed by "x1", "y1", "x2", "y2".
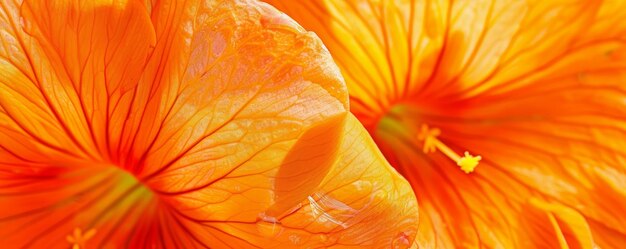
[{"x1": 418, "y1": 124, "x2": 481, "y2": 174}]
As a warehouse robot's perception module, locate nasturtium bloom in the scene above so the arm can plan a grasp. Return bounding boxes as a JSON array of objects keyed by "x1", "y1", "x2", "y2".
[
  {"x1": 0, "y1": 0, "x2": 419, "y2": 248},
  {"x1": 266, "y1": 0, "x2": 626, "y2": 248}
]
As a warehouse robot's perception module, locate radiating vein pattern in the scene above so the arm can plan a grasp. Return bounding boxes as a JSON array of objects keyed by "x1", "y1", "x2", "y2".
[
  {"x1": 0, "y1": 0, "x2": 418, "y2": 248},
  {"x1": 265, "y1": 0, "x2": 626, "y2": 248}
]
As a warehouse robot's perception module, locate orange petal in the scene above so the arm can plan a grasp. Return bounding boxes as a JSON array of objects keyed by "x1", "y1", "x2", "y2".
[
  {"x1": 267, "y1": 0, "x2": 626, "y2": 247},
  {"x1": 278, "y1": 114, "x2": 418, "y2": 248},
  {"x1": 264, "y1": 0, "x2": 446, "y2": 128},
  {"x1": 520, "y1": 198, "x2": 595, "y2": 249},
  {"x1": 426, "y1": 66, "x2": 626, "y2": 248},
  {"x1": 374, "y1": 125, "x2": 530, "y2": 248},
  {"x1": 173, "y1": 114, "x2": 418, "y2": 248},
  {"x1": 0, "y1": 0, "x2": 418, "y2": 248}
]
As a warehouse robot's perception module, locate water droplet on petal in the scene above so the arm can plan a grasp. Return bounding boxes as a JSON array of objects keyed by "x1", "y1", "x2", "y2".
[
  {"x1": 288, "y1": 234, "x2": 301, "y2": 245},
  {"x1": 392, "y1": 231, "x2": 412, "y2": 249},
  {"x1": 19, "y1": 17, "x2": 28, "y2": 29},
  {"x1": 256, "y1": 213, "x2": 283, "y2": 238}
]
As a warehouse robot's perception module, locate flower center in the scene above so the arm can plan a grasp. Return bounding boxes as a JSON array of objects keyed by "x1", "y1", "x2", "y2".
[
  {"x1": 376, "y1": 104, "x2": 481, "y2": 174},
  {"x1": 64, "y1": 165, "x2": 156, "y2": 247}
]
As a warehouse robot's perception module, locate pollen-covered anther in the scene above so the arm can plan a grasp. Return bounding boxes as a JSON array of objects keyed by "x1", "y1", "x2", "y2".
[
  {"x1": 458, "y1": 151, "x2": 481, "y2": 174},
  {"x1": 417, "y1": 124, "x2": 481, "y2": 174}
]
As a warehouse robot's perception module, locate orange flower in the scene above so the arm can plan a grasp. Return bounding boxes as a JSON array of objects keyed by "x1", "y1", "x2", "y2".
[
  {"x1": 0, "y1": 0, "x2": 418, "y2": 248},
  {"x1": 265, "y1": 0, "x2": 626, "y2": 248}
]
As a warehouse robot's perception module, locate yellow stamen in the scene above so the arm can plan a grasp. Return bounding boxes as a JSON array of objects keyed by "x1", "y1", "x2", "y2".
[
  {"x1": 418, "y1": 124, "x2": 481, "y2": 174},
  {"x1": 67, "y1": 227, "x2": 96, "y2": 249},
  {"x1": 457, "y1": 151, "x2": 481, "y2": 174}
]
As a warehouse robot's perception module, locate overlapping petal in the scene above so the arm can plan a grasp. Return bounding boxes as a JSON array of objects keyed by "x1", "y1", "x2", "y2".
[
  {"x1": 520, "y1": 198, "x2": 595, "y2": 249},
  {"x1": 265, "y1": 0, "x2": 626, "y2": 248},
  {"x1": 0, "y1": 0, "x2": 418, "y2": 248}
]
